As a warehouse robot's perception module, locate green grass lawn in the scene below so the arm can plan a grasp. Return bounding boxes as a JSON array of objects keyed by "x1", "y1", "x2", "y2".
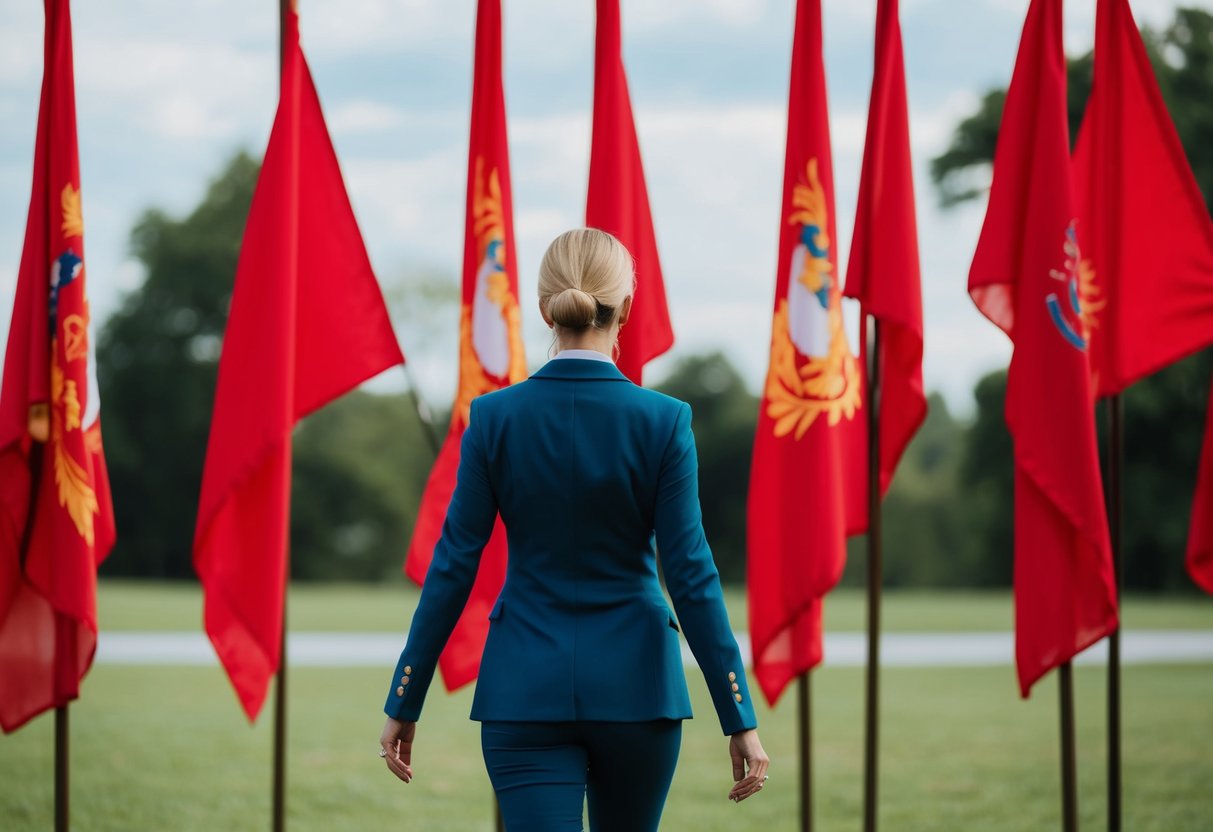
[{"x1": 0, "y1": 583, "x2": 1210, "y2": 830}]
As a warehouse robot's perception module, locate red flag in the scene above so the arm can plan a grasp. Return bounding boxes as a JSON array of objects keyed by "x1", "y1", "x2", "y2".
[
  {"x1": 1187, "y1": 377, "x2": 1213, "y2": 595},
  {"x1": 969, "y1": 0, "x2": 1116, "y2": 697},
  {"x1": 1073, "y1": 0, "x2": 1213, "y2": 398},
  {"x1": 0, "y1": 0, "x2": 116, "y2": 733},
  {"x1": 404, "y1": 0, "x2": 525, "y2": 692},
  {"x1": 747, "y1": 0, "x2": 867, "y2": 707},
  {"x1": 844, "y1": 0, "x2": 926, "y2": 494},
  {"x1": 586, "y1": 0, "x2": 673, "y2": 384},
  {"x1": 193, "y1": 6, "x2": 404, "y2": 721}
]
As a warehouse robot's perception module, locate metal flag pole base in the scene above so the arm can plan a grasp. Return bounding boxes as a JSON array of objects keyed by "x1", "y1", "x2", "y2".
[
  {"x1": 55, "y1": 704, "x2": 68, "y2": 832},
  {"x1": 1059, "y1": 662, "x2": 1078, "y2": 832},
  {"x1": 799, "y1": 672, "x2": 813, "y2": 832}
]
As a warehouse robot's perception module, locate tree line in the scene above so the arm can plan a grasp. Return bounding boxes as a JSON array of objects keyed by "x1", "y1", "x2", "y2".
[{"x1": 95, "y1": 7, "x2": 1213, "y2": 590}]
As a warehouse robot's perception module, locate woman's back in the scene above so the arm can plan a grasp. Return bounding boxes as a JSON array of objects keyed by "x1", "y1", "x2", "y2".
[{"x1": 469, "y1": 356, "x2": 702, "y2": 723}]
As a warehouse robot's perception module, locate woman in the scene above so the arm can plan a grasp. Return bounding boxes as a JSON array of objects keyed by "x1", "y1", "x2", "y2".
[{"x1": 379, "y1": 228, "x2": 769, "y2": 830}]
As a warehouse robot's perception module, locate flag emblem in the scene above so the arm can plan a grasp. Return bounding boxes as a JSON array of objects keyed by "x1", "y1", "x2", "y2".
[
  {"x1": 456, "y1": 156, "x2": 526, "y2": 427},
  {"x1": 764, "y1": 159, "x2": 861, "y2": 439},
  {"x1": 47, "y1": 183, "x2": 100, "y2": 546},
  {"x1": 1046, "y1": 221, "x2": 1103, "y2": 351}
]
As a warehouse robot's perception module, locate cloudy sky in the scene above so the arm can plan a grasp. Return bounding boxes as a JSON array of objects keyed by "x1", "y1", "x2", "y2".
[{"x1": 0, "y1": 0, "x2": 1205, "y2": 417}]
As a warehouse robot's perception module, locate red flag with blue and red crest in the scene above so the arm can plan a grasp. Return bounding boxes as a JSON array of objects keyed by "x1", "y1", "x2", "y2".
[
  {"x1": 0, "y1": 0, "x2": 116, "y2": 733},
  {"x1": 969, "y1": 0, "x2": 1117, "y2": 696}
]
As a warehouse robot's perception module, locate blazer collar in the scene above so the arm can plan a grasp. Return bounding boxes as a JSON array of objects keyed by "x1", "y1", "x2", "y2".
[{"x1": 531, "y1": 358, "x2": 632, "y2": 382}]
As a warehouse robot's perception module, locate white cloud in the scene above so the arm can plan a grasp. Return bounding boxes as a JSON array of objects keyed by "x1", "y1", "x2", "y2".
[{"x1": 327, "y1": 100, "x2": 408, "y2": 135}]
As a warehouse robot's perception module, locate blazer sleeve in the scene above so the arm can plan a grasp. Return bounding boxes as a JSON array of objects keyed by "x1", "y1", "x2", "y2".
[
  {"x1": 384, "y1": 399, "x2": 498, "y2": 721},
  {"x1": 654, "y1": 402, "x2": 758, "y2": 736}
]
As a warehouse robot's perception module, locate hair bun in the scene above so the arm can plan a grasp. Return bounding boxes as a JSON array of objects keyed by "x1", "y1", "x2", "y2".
[{"x1": 548, "y1": 286, "x2": 598, "y2": 330}]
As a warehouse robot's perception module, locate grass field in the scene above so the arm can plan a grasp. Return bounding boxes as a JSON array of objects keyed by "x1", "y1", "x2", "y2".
[{"x1": 0, "y1": 582, "x2": 1210, "y2": 830}]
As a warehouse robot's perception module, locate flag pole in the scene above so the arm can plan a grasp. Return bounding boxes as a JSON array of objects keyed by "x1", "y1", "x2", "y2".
[
  {"x1": 274, "y1": 4, "x2": 291, "y2": 831},
  {"x1": 272, "y1": 612, "x2": 288, "y2": 832},
  {"x1": 400, "y1": 363, "x2": 441, "y2": 457},
  {"x1": 55, "y1": 702, "x2": 68, "y2": 832},
  {"x1": 23, "y1": 438, "x2": 67, "y2": 832},
  {"x1": 799, "y1": 672, "x2": 813, "y2": 832},
  {"x1": 863, "y1": 317, "x2": 883, "y2": 832},
  {"x1": 1105, "y1": 393, "x2": 1123, "y2": 832},
  {"x1": 1059, "y1": 661, "x2": 1078, "y2": 832}
]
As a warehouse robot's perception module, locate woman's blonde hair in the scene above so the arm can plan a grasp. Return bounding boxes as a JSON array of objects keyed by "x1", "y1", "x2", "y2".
[{"x1": 538, "y1": 228, "x2": 634, "y2": 330}]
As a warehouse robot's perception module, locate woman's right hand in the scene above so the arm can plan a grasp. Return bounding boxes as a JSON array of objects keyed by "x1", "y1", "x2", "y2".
[
  {"x1": 380, "y1": 717, "x2": 417, "y2": 784},
  {"x1": 727, "y1": 728, "x2": 770, "y2": 802}
]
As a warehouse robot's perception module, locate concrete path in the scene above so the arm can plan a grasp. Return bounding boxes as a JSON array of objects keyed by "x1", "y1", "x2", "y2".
[{"x1": 94, "y1": 630, "x2": 1213, "y2": 668}]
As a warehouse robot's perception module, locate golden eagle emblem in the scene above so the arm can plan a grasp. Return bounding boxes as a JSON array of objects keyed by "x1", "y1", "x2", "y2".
[{"x1": 764, "y1": 159, "x2": 861, "y2": 439}]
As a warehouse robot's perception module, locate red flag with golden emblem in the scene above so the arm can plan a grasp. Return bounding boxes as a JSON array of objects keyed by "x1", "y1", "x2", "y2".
[
  {"x1": 969, "y1": 0, "x2": 1116, "y2": 696},
  {"x1": 193, "y1": 4, "x2": 404, "y2": 720},
  {"x1": 586, "y1": 0, "x2": 673, "y2": 384},
  {"x1": 404, "y1": 0, "x2": 526, "y2": 691},
  {"x1": 0, "y1": 0, "x2": 116, "y2": 733},
  {"x1": 747, "y1": 0, "x2": 867, "y2": 707}
]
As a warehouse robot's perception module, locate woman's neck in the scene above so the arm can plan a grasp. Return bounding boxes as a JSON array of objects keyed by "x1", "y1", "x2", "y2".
[{"x1": 555, "y1": 326, "x2": 616, "y2": 358}]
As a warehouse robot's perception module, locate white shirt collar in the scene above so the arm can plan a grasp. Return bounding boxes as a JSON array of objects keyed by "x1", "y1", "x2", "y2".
[{"x1": 551, "y1": 348, "x2": 613, "y2": 363}]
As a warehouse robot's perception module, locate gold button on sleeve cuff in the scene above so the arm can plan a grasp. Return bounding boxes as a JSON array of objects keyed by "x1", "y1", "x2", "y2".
[
  {"x1": 396, "y1": 686, "x2": 405, "y2": 697},
  {"x1": 728, "y1": 672, "x2": 737, "y2": 682},
  {"x1": 401, "y1": 675, "x2": 410, "y2": 685},
  {"x1": 734, "y1": 693, "x2": 743, "y2": 703},
  {"x1": 731, "y1": 683, "x2": 740, "y2": 692},
  {"x1": 404, "y1": 666, "x2": 413, "y2": 675}
]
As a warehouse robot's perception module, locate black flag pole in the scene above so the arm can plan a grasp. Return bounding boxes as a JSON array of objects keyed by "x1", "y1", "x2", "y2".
[
  {"x1": 273, "y1": 608, "x2": 288, "y2": 832},
  {"x1": 863, "y1": 318, "x2": 883, "y2": 832},
  {"x1": 799, "y1": 672, "x2": 813, "y2": 832},
  {"x1": 274, "y1": 3, "x2": 291, "y2": 830},
  {"x1": 24, "y1": 437, "x2": 66, "y2": 832},
  {"x1": 1105, "y1": 394, "x2": 1124, "y2": 832},
  {"x1": 55, "y1": 698, "x2": 68, "y2": 832},
  {"x1": 1059, "y1": 662, "x2": 1079, "y2": 832},
  {"x1": 400, "y1": 362, "x2": 442, "y2": 458}
]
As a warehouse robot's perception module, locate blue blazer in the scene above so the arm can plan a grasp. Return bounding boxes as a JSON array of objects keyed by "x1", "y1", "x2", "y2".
[{"x1": 385, "y1": 358, "x2": 757, "y2": 736}]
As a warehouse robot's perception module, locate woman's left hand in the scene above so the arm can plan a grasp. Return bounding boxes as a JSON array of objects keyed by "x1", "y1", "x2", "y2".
[{"x1": 379, "y1": 717, "x2": 416, "y2": 783}]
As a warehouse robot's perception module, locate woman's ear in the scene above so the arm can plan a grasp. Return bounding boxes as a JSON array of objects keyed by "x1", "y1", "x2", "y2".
[
  {"x1": 618, "y1": 295, "x2": 633, "y2": 327},
  {"x1": 538, "y1": 297, "x2": 554, "y2": 328}
]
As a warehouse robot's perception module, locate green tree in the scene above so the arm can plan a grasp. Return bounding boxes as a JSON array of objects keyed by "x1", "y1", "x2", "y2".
[
  {"x1": 655, "y1": 352, "x2": 759, "y2": 584},
  {"x1": 97, "y1": 152, "x2": 436, "y2": 581},
  {"x1": 931, "y1": 8, "x2": 1213, "y2": 212},
  {"x1": 290, "y1": 390, "x2": 434, "y2": 581},
  {"x1": 97, "y1": 153, "x2": 257, "y2": 578}
]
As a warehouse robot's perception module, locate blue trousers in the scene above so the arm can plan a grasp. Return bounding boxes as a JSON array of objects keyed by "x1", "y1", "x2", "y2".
[{"x1": 481, "y1": 720, "x2": 683, "y2": 831}]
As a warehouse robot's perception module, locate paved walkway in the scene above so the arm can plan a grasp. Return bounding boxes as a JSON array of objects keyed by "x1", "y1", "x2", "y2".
[{"x1": 95, "y1": 630, "x2": 1213, "y2": 668}]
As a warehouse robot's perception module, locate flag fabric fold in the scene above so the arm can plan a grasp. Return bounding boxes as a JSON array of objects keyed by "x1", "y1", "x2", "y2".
[
  {"x1": 404, "y1": 0, "x2": 525, "y2": 692},
  {"x1": 0, "y1": 0, "x2": 115, "y2": 733},
  {"x1": 193, "y1": 7, "x2": 404, "y2": 721},
  {"x1": 748, "y1": 0, "x2": 867, "y2": 707},
  {"x1": 969, "y1": 0, "x2": 1116, "y2": 697},
  {"x1": 1187, "y1": 377, "x2": 1213, "y2": 595},
  {"x1": 1073, "y1": 0, "x2": 1213, "y2": 398},
  {"x1": 586, "y1": 0, "x2": 673, "y2": 384},
  {"x1": 844, "y1": 0, "x2": 926, "y2": 495}
]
